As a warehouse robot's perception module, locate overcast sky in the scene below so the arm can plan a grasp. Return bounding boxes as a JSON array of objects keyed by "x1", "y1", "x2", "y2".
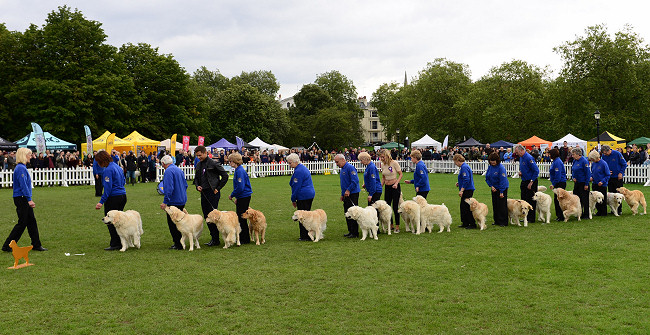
[{"x1": 3, "y1": 0, "x2": 650, "y2": 100}]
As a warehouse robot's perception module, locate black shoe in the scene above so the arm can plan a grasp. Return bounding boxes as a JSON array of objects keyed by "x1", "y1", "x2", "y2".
[
  {"x1": 464, "y1": 225, "x2": 477, "y2": 229},
  {"x1": 347, "y1": 234, "x2": 359, "y2": 238},
  {"x1": 169, "y1": 245, "x2": 183, "y2": 250},
  {"x1": 104, "y1": 246, "x2": 120, "y2": 251},
  {"x1": 555, "y1": 218, "x2": 563, "y2": 222},
  {"x1": 205, "y1": 240, "x2": 219, "y2": 247},
  {"x1": 491, "y1": 223, "x2": 499, "y2": 226},
  {"x1": 32, "y1": 246, "x2": 48, "y2": 251},
  {"x1": 298, "y1": 238, "x2": 310, "y2": 241},
  {"x1": 458, "y1": 225, "x2": 468, "y2": 228},
  {"x1": 2, "y1": 246, "x2": 11, "y2": 252},
  {"x1": 343, "y1": 233, "x2": 352, "y2": 237}
]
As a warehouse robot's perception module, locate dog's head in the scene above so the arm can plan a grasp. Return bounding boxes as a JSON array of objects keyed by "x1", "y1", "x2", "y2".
[
  {"x1": 345, "y1": 206, "x2": 361, "y2": 219},
  {"x1": 520, "y1": 200, "x2": 533, "y2": 212},
  {"x1": 554, "y1": 188, "x2": 568, "y2": 199},
  {"x1": 591, "y1": 191, "x2": 604, "y2": 204},
  {"x1": 464, "y1": 198, "x2": 478, "y2": 210},
  {"x1": 206, "y1": 209, "x2": 221, "y2": 224},
  {"x1": 102, "y1": 210, "x2": 120, "y2": 225},
  {"x1": 291, "y1": 210, "x2": 303, "y2": 222},
  {"x1": 532, "y1": 192, "x2": 545, "y2": 202},
  {"x1": 165, "y1": 206, "x2": 185, "y2": 222},
  {"x1": 241, "y1": 207, "x2": 258, "y2": 220},
  {"x1": 413, "y1": 195, "x2": 428, "y2": 207},
  {"x1": 371, "y1": 200, "x2": 389, "y2": 211},
  {"x1": 608, "y1": 193, "x2": 624, "y2": 206},
  {"x1": 616, "y1": 187, "x2": 630, "y2": 196},
  {"x1": 8, "y1": 240, "x2": 17, "y2": 248}
]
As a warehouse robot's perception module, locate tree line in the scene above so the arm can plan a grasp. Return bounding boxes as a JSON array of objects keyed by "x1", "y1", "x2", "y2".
[{"x1": 1, "y1": 7, "x2": 648, "y2": 150}]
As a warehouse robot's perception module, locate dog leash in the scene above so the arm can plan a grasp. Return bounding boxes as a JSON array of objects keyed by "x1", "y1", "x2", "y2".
[{"x1": 199, "y1": 189, "x2": 220, "y2": 211}]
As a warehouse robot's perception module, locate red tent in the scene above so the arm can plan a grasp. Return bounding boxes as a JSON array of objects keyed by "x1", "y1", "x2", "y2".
[{"x1": 518, "y1": 136, "x2": 552, "y2": 150}]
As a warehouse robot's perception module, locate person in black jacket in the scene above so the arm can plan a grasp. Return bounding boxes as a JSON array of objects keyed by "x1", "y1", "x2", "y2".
[
  {"x1": 194, "y1": 146, "x2": 229, "y2": 246},
  {"x1": 124, "y1": 151, "x2": 137, "y2": 185},
  {"x1": 137, "y1": 151, "x2": 148, "y2": 183}
]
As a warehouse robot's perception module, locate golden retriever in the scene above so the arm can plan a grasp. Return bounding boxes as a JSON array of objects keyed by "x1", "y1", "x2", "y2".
[
  {"x1": 292, "y1": 209, "x2": 327, "y2": 242},
  {"x1": 241, "y1": 207, "x2": 267, "y2": 245},
  {"x1": 397, "y1": 193, "x2": 420, "y2": 234},
  {"x1": 164, "y1": 206, "x2": 204, "y2": 251},
  {"x1": 102, "y1": 210, "x2": 143, "y2": 252},
  {"x1": 617, "y1": 187, "x2": 647, "y2": 215},
  {"x1": 465, "y1": 198, "x2": 489, "y2": 230},
  {"x1": 607, "y1": 192, "x2": 625, "y2": 216},
  {"x1": 553, "y1": 188, "x2": 582, "y2": 222},
  {"x1": 413, "y1": 195, "x2": 452, "y2": 233},
  {"x1": 567, "y1": 190, "x2": 604, "y2": 219},
  {"x1": 345, "y1": 206, "x2": 379, "y2": 240},
  {"x1": 371, "y1": 200, "x2": 392, "y2": 235},
  {"x1": 507, "y1": 199, "x2": 534, "y2": 227},
  {"x1": 8, "y1": 240, "x2": 32, "y2": 268},
  {"x1": 206, "y1": 210, "x2": 241, "y2": 248},
  {"x1": 532, "y1": 191, "x2": 552, "y2": 224}
]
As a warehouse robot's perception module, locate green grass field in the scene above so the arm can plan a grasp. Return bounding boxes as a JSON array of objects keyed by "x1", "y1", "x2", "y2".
[{"x1": 0, "y1": 173, "x2": 648, "y2": 334}]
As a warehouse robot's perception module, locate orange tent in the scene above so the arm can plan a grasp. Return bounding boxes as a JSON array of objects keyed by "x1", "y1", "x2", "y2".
[{"x1": 518, "y1": 136, "x2": 553, "y2": 150}]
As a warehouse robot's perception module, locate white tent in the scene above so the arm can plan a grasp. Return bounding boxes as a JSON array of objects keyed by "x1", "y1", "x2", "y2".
[
  {"x1": 270, "y1": 144, "x2": 289, "y2": 152},
  {"x1": 411, "y1": 134, "x2": 442, "y2": 150},
  {"x1": 249, "y1": 137, "x2": 273, "y2": 150},
  {"x1": 159, "y1": 139, "x2": 184, "y2": 151},
  {"x1": 552, "y1": 133, "x2": 587, "y2": 150}
]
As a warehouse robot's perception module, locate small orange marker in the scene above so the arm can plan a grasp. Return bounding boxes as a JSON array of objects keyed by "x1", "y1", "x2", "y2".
[{"x1": 6, "y1": 240, "x2": 35, "y2": 270}]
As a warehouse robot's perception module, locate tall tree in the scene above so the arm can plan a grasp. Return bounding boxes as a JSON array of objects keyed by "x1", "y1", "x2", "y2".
[{"x1": 231, "y1": 70, "x2": 280, "y2": 98}]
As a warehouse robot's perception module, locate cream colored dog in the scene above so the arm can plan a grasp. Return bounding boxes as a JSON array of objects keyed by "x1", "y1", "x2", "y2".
[
  {"x1": 617, "y1": 187, "x2": 647, "y2": 215},
  {"x1": 607, "y1": 192, "x2": 625, "y2": 216},
  {"x1": 206, "y1": 210, "x2": 240, "y2": 249},
  {"x1": 241, "y1": 207, "x2": 267, "y2": 245},
  {"x1": 507, "y1": 199, "x2": 534, "y2": 227},
  {"x1": 397, "y1": 193, "x2": 420, "y2": 233},
  {"x1": 345, "y1": 206, "x2": 379, "y2": 240},
  {"x1": 371, "y1": 200, "x2": 392, "y2": 235},
  {"x1": 102, "y1": 210, "x2": 143, "y2": 252},
  {"x1": 588, "y1": 191, "x2": 605, "y2": 219},
  {"x1": 553, "y1": 188, "x2": 582, "y2": 222},
  {"x1": 532, "y1": 191, "x2": 552, "y2": 224},
  {"x1": 292, "y1": 209, "x2": 327, "y2": 242},
  {"x1": 413, "y1": 195, "x2": 451, "y2": 233},
  {"x1": 164, "y1": 206, "x2": 204, "y2": 251},
  {"x1": 464, "y1": 198, "x2": 489, "y2": 230}
]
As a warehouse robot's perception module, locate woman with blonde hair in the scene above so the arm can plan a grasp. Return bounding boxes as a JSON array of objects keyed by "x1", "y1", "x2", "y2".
[
  {"x1": 379, "y1": 149, "x2": 402, "y2": 232},
  {"x1": 228, "y1": 152, "x2": 252, "y2": 244},
  {"x1": 2, "y1": 148, "x2": 47, "y2": 252}
]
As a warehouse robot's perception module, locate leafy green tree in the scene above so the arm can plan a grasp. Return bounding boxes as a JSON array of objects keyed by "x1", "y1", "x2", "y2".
[
  {"x1": 231, "y1": 70, "x2": 280, "y2": 97},
  {"x1": 371, "y1": 82, "x2": 402, "y2": 141}
]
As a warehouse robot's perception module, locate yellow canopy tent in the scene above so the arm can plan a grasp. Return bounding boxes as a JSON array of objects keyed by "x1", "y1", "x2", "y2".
[
  {"x1": 81, "y1": 131, "x2": 134, "y2": 155},
  {"x1": 586, "y1": 131, "x2": 626, "y2": 151},
  {"x1": 123, "y1": 131, "x2": 160, "y2": 155}
]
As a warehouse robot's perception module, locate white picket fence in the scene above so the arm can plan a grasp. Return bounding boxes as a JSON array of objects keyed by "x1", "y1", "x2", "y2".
[{"x1": 2, "y1": 160, "x2": 650, "y2": 188}]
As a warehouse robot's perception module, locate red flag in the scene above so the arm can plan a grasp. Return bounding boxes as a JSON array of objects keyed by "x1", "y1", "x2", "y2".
[
  {"x1": 198, "y1": 136, "x2": 204, "y2": 146},
  {"x1": 182, "y1": 136, "x2": 190, "y2": 151}
]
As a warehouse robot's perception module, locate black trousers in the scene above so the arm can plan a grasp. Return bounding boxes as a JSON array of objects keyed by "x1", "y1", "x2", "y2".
[
  {"x1": 343, "y1": 192, "x2": 360, "y2": 236},
  {"x1": 139, "y1": 167, "x2": 148, "y2": 182},
  {"x1": 520, "y1": 179, "x2": 538, "y2": 223},
  {"x1": 166, "y1": 204, "x2": 184, "y2": 247},
  {"x1": 416, "y1": 190, "x2": 429, "y2": 199},
  {"x1": 3, "y1": 197, "x2": 42, "y2": 249},
  {"x1": 593, "y1": 184, "x2": 608, "y2": 216},
  {"x1": 491, "y1": 188, "x2": 508, "y2": 226},
  {"x1": 297, "y1": 198, "x2": 314, "y2": 239},
  {"x1": 573, "y1": 182, "x2": 590, "y2": 218},
  {"x1": 236, "y1": 196, "x2": 251, "y2": 244},
  {"x1": 608, "y1": 178, "x2": 624, "y2": 215},
  {"x1": 105, "y1": 194, "x2": 127, "y2": 248},
  {"x1": 94, "y1": 174, "x2": 103, "y2": 197},
  {"x1": 201, "y1": 190, "x2": 221, "y2": 242},
  {"x1": 384, "y1": 184, "x2": 401, "y2": 226},
  {"x1": 368, "y1": 192, "x2": 382, "y2": 206},
  {"x1": 553, "y1": 181, "x2": 567, "y2": 220},
  {"x1": 460, "y1": 189, "x2": 476, "y2": 227}
]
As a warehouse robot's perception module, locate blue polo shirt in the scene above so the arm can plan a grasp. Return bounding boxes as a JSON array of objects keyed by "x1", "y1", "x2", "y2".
[
  {"x1": 410, "y1": 160, "x2": 430, "y2": 192},
  {"x1": 591, "y1": 159, "x2": 610, "y2": 187},
  {"x1": 458, "y1": 163, "x2": 475, "y2": 191},
  {"x1": 519, "y1": 152, "x2": 539, "y2": 181},
  {"x1": 13, "y1": 164, "x2": 32, "y2": 200},
  {"x1": 290, "y1": 163, "x2": 315, "y2": 202},
  {"x1": 339, "y1": 162, "x2": 361, "y2": 196},
  {"x1": 231, "y1": 165, "x2": 253, "y2": 199},
  {"x1": 549, "y1": 157, "x2": 567, "y2": 186},
  {"x1": 363, "y1": 161, "x2": 382, "y2": 195},
  {"x1": 100, "y1": 162, "x2": 126, "y2": 204},
  {"x1": 571, "y1": 156, "x2": 591, "y2": 184},
  {"x1": 602, "y1": 149, "x2": 627, "y2": 177},
  {"x1": 485, "y1": 163, "x2": 509, "y2": 192},
  {"x1": 162, "y1": 164, "x2": 187, "y2": 206},
  {"x1": 92, "y1": 159, "x2": 104, "y2": 176}
]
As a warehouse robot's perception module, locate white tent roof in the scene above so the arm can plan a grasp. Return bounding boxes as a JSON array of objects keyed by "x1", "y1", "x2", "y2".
[
  {"x1": 270, "y1": 143, "x2": 289, "y2": 152},
  {"x1": 249, "y1": 137, "x2": 273, "y2": 150},
  {"x1": 411, "y1": 134, "x2": 442, "y2": 149},
  {"x1": 159, "y1": 139, "x2": 184, "y2": 151},
  {"x1": 552, "y1": 133, "x2": 587, "y2": 149}
]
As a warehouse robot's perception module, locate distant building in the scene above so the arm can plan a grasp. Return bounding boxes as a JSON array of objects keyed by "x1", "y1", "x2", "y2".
[
  {"x1": 278, "y1": 95, "x2": 295, "y2": 109},
  {"x1": 358, "y1": 96, "x2": 386, "y2": 145}
]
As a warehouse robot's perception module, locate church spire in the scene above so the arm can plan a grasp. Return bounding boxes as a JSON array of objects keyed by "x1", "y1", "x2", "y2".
[{"x1": 404, "y1": 71, "x2": 408, "y2": 87}]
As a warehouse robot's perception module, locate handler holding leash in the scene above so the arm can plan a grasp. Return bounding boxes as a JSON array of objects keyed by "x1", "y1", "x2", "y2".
[
  {"x1": 334, "y1": 154, "x2": 360, "y2": 238},
  {"x1": 287, "y1": 153, "x2": 316, "y2": 241},
  {"x1": 194, "y1": 146, "x2": 229, "y2": 246},
  {"x1": 94, "y1": 150, "x2": 126, "y2": 251},
  {"x1": 514, "y1": 144, "x2": 539, "y2": 223},
  {"x1": 229, "y1": 152, "x2": 252, "y2": 244},
  {"x1": 160, "y1": 155, "x2": 188, "y2": 250}
]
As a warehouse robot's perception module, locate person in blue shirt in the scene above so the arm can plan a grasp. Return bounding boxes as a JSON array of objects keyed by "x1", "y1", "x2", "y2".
[
  {"x1": 589, "y1": 150, "x2": 610, "y2": 217},
  {"x1": 571, "y1": 148, "x2": 591, "y2": 219},
  {"x1": 359, "y1": 152, "x2": 382, "y2": 205},
  {"x1": 548, "y1": 148, "x2": 567, "y2": 221},
  {"x1": 160, "y1": 155, "x2": 188, "y2": 250},
  {"x1": 148, "y1": 153, "x2": 157, "y2": 182},
  {"x1": 94, "y1": 150, "x2": 127, "y2": 251},
  {"x1": 92, "y1": 151, "x2": 104, "y2": 197},
  {"x1": 514, "y1": 144, "x2": 539, "y2": 223},
  {"x1": 485, "y1": 152, "x2": 509, "y2": 226},
  {"x1": 502, "y1": 148, "x2": 513, "y2": 162},
  {"x1": 229, "y1": 152, "x2": 252, "y2": 244},
  {"x1": 335, "y1": 154, "x2": 361, "y2": 238},
  {"x1": 287, "y1": 153, "x2": 316, "y2": 241},
  {"x1": 2, "y1": 148, "x2": 47, "y2": 252},
  {"x1": 601, "y1": 145, "x2": 627, "y2": 215},
  {"x1": 454, "y1": 154, "x2": 476, "y2": 229},
  {"x1": 405, "y1": 150, "x2": 430, "y2": 199}
]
